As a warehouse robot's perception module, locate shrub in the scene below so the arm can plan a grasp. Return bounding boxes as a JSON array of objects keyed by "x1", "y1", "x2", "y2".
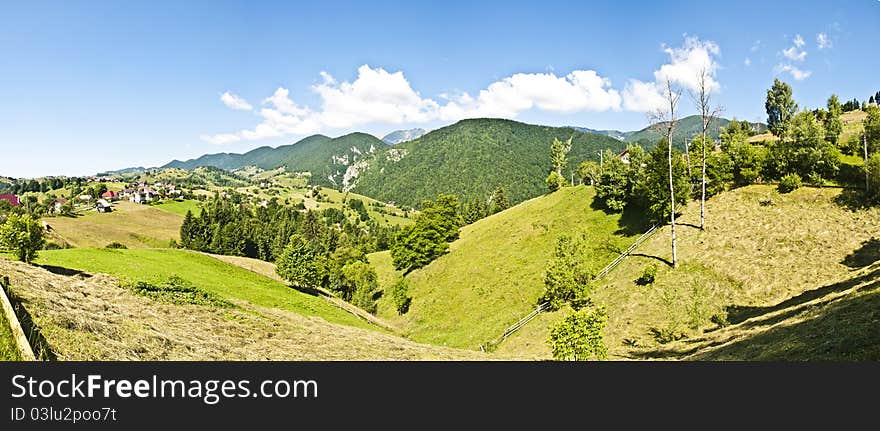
[
  {"x1": 105, "y1": 242, "x2": 128, "y2": 249},
  {"x1": 0, "y1": 213, "x2": 45, "y2": 263},
  {"x1": 545, "y1": 171, "x2": 567, "y2": 193},
  {"x1": 635, "y1": 264, "x2": 657, "y2": 286},
  {"x1": 129, "y1": 276, "x2": 232, "y2": 308},
  {"x1": 548, "y1": 307, "x2": 608, "y2": 361},
  {"x1": 778, "y1": 173, "x2": 802, "y2": 193},
  {"x1": 388, "y1": 277, "x2": 412, "y2": 315}
]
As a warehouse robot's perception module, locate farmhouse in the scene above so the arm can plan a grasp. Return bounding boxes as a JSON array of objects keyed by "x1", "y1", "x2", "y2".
[
  {"x1": 0, "y1": 193, "x2": 20, "y2": 207},
  {"x1": 130, "y1": 190, "x2": 155, "y2": 204},
  {"x1": 101, "y1": 190, "x2": 118, "y2": 200},
  {"x1": 52, "y1": 198, "x2": 69, "y2": 213},
  {"x1": 94, "y1": 199, "x2": 112, "y2": 213},
  {"x1": 617, "y1": 149, "x2": 631, "y2": 164}
]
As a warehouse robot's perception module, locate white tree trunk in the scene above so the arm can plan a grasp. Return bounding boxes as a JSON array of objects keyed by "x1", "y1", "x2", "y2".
[{"x1": 668, "y1": 127, "x2": 678, "y2": 268}]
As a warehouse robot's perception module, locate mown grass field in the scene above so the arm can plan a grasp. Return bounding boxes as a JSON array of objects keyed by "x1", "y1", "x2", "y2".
[
  {"x1": 538, "y1": 184, "x2": 880, "y2": 360},
  {"x1": 33, "y1": 248, "x2": 376, "y2": 331},
  {"x1": 0, "y1": 256, "x2": 488, "y2": 360},
  {"x1": 47, "y1": 201, "x2": 182, "y2": 248},
  {"x1": 371, "y1": 186, "x2": 643, "y2": 350},
  {"x1": 0, "y1": 305, "x2": 22, "y2": 361}
]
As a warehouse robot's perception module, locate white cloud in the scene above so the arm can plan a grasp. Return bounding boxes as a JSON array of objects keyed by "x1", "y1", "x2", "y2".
[
  {"x1": 219, "y1": 91, "x2": 253, "y2": 111},
  {"x1": 744, "y1": 57, "x2": 751, "y2": 66},
  {"x1": 781, "y1": 35, "x2": 808, "y2": 61},
  {"x1": 202, "y1": 65, "x2": 623, "y2": 143},
  {"x1": 750, "y1": 40, "x2": 761, "y2": 52},
  {"x1": 782, "y1": 46, "x2": 807, "y2": 61},
  {"x1": 621, "y1": 36, "x2": 721, "y2": 112},
  {"x1": 817, "y1": 32, "x2": 832, "y2": 49},
  {"x1": 622, "y1": 80, "x2": 667, "y2": 112},
  {"x1": 776, "y1": 64, "x2": 812, "y2": 81}
]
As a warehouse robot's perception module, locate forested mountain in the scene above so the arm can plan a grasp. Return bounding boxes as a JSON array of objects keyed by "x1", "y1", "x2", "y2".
[
  {"x1": 162, "y1": 133, "x2": 385, "y2": 187},
  {"x1": 623, "y1": 115, "x2": 766, "y2": 148},
  {"x1": 353, "y1": 118, "x2": 628, "y2": 207}
]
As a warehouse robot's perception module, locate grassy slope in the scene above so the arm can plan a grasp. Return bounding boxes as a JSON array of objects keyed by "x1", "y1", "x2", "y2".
[
  {"x1": 0, "y1": 257, "x2": 487, "y2": 360},
  {"x1": 371, "y1": 186, "x2": 642, "y2": 350},
  {"x1": 34, "y1": 248, "x2": 374, "y2": 331},
  {"x1": 46, "y1": 201, "x2": 183, "y2": 248},
  {"x1": 153, "y1": 199, "x2": 203, "y2": 216},
  {"x1": 588, "y1": 185, "x2": 880, "y2": 360},
  {"x1": 0, "y1": 305, "x2": 22, "y2": 361}
]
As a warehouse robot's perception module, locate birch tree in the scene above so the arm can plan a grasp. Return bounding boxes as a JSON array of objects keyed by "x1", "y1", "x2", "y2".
[
  {"x1": 650, "y1": 79, "x2": 682, "y2": 268},
  {"x1": 690, "y1": 68, "x2": 722, "y2": 231}
]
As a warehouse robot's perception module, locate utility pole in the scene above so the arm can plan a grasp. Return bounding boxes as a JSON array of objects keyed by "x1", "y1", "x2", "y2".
[{"x1": 598, "y1": 151, "x2": 604, "y2": 174}]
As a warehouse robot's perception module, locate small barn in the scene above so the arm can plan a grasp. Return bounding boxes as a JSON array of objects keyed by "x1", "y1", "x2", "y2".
[{"x1": 94, "y1": 199, "x2": 113, "y2": 213}]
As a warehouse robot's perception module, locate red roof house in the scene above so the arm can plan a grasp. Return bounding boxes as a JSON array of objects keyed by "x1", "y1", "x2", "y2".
[
  {"x1": 101, "y1": 190, "x2": 118, "y2": 199},
  {"x1": 0, "y1": 194, "x2": 20, "y2": 207}
]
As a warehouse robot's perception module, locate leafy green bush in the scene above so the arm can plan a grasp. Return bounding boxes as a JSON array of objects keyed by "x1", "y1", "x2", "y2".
[
  {"x1": 635, "y1": 264, "x2": 657, "y2": 286},
  {"x1": 539, "y1": 235, "x2": 594, "y2": 310},
  {"x1": 388, "y1": 277, "x2": 412, "y2": 315},
  {"x1": 105, "y1": 242, "x2": 128, "y2": 249},
  {"x1": 545, "y1": 171, "x2": 567, "y2": 192},
  {"x1": 778, "y1": 173, "x2": 802, "y2": 193},
  {"x1": 548, "y1": 307, "x2": 608, "y2": 361}
]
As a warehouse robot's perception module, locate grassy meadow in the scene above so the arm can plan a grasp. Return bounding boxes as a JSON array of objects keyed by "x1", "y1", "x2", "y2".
[
  {"x1": 152, "y1": 199, "x2": 203, "y2": 216},
  {"x1": 46, "y1": 201, "x2": 183, "y2": 248},
  {"x1": 541, "y1": 184, "x2": 880, "y2": 360},
  {"x1": 33, "y1": 248, "x2": 376, "y2": 331},
  {"x1": 371, "y1": 186, "x2": 644, "y2": 350}
]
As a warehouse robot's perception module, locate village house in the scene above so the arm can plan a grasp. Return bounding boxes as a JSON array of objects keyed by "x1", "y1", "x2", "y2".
[
  {"x1": 52, "y1": 198, "x2": 69, "y2": 213},
  {"x1": 0, "y1": 193, "x2": 21, "y2": 207},
  {"x1": 130, "y1": 190, "x2": 155, "y2": 204},
  {"x1": 101, "y1": 190, "x2": 118, "y2": 201},
  {"x1": 617, "y1": 149, "x2": 631, "y2": 164},
  {"x1": 94, "y1": 199, "x2": 112, "y2": 213}
]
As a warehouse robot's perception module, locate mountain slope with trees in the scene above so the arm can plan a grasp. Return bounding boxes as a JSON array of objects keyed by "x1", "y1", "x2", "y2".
[
  {"x1": 624, "y1": 115, "x2": 766, "y2": 149},
  {"x1": 353, "y1": 118, "x2": 628, "y2": 207},
  {"x1": 163, "y1": 133, "x2": 385, "y2": 188}
]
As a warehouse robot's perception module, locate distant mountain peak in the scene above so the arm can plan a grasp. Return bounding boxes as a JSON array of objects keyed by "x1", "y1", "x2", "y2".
[{"x1": 382, "y1": 128, "x2": 427, "y2": 145}]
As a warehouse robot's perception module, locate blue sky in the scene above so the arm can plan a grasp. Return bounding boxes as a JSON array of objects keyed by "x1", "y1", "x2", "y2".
[{"x1": 1, "y1": 0, "x2": 878, "y2": 178}]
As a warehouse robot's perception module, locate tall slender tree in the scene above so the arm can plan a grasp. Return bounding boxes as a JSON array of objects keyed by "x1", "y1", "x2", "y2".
[
  {"x1": 690, "y1": 68, "x2": 722, "y2": 231},
  {"x1": 651, "y1": 79, "x2": 682, "y2": 268},
  {"x1": 765, "y1": 79, "x2": 798, "y2": 137}
]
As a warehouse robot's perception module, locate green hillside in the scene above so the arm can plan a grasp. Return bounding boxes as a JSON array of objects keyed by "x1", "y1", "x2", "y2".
[
  {"x1": 163, "y1": 133, "x2": 384, "y2": 188},
  {"x1": 624, "y1": 115, "x2": 766, "y2": 149},
  {"x1": 354, "y1": 119, "x2": 628, "y2": 207},
  {"x1": 492, "y1": 185, "x2": 880, "y2": 360},
  {"x1": 33, "y1": 248, "x2": 376, "y2": 330},
  {"x1": 370, "y1": 186, "x2": 643, "y2": 349}
]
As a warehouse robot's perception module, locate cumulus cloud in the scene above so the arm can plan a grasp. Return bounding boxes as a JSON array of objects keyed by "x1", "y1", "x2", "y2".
[
  {"x1": 220, "y1": 91, "x2": 253, "y2": 111},
  {"x1": 777, "y1": 64, "x2": 812, "y2": 81},
  {"x1": 782, "y1": 46, "x2": 807, "y2": 61},
  {"x1": 781, "y1": 35, "x2": 808, "y2": 61},
  {"x1": 817, "y1": 32, "x2": 832, "y2": 49},
  {"x1": 744, "y1": 57, "x2": 751, "y2": 66},
  {"x1": 621, "y1": 36, "x2": 721, "y2": 112},
  {"x1": 202, "y1": 65, "x2": 622, "y2": 144},
  {"x1": 776, "y1": 35, "x2": 811, "y2": 81}
]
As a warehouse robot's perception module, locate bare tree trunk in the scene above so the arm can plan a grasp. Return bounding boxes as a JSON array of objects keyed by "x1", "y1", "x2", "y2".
[
  {"x1": 668, "y1": 124, "x2": 678, "y2": 269},
  {"x1": 684, "y1": 139, "x2": 692, "y2": 178},
  {"x1": 691, "y1": 68, "x2": 721, "y2": 232},
  {"x1": 651, "y1": 79, "x2": 683, "y2": 268}
]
